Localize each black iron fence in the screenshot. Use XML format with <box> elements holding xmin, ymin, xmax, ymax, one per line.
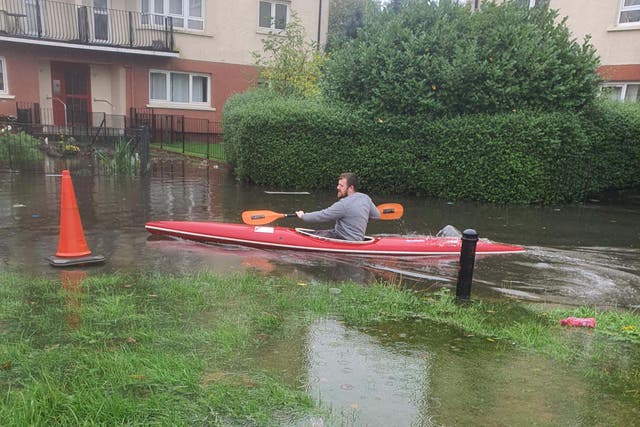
<box><xmin>0</xmin><ymin>0</ymin><xmax>174</xmax><ymax>51</ymax></box>
<box><xmin>130</xmin><ymin>108</ymin><xmax>224</xmax><ymax>160</ymax></box>
<box><xmin>14</xmin><ymin>102</ymin><xmax>127</xmax><ymax>143</ymax></box>
<box><xmin>1</xmin><ymin>103</ymin><xmax>224</xmax><ymax>168</ymax></box>
<box><xmin>0</xmin><ymin>117</ymin><xmax>150</xmax><ymax>174</ymax></box>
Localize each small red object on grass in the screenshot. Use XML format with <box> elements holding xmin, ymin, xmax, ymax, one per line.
<box><xmin>560</xmin><ymin>317</ymin><xmax>596</xmax><ymax>328</ymax></box>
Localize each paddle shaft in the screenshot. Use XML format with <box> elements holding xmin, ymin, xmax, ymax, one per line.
<box><xmin>242</xmin><ymin>203</ymin><xmax>403</xmax><ymax>225</ymax></box>
<box><xmin>250</xmin><ymin>212</ymin><xmax>295</xmax><ymax>222</ymax></box>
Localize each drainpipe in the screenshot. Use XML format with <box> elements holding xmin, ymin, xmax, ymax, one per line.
<box><xmin>317</xmin><ymin>0</ymin><xmax>322</xmax><ymax>49</ymax></box>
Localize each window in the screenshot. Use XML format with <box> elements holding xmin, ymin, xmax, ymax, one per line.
<box><xmin>0</xmin><ymin>57</ymin><xmax>7</xmax><ymax>94</ymax></box>
<box><xmin>141</xmin><ymin>0</ymin><xmax>204</xmax><ymax>30</ymax></box>
<box><xmin>600</xmin><ymin>83</ymin><xmax>640</xmax><ymax>102</ymax></box>
<box><xmin>149</xmin><ymin>70</ymin><xmax>210</xmax><ymax>105</ymax></box>
<box><xmin>514</xmin><ymin>0</ymin><xmax>549</xmax><ymax>7</ymax></box>
<box><xmin>619</xmin><ymin>0</ymin><xmax>640</xmax><ymax>25</ymax></box>
<box><xmin>259</xmin><ymin>1</ymin><xmax>289</xmax><ymax>31</ymax></box>
<box><xmin>94</xmin><ymin>0</ymin><xmax>109</xmax><ymax>41</ymax></box>
<box><xmin>25</xmin><ymin>0</ymin><xmax>45</xmax><ymax>36</ymax></box>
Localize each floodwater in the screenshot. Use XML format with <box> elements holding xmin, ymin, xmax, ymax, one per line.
<box><xmin>1</xmin><ymin>158</ymin><xmax>640</xmax><ymax>425</ymax></box>
<box><xmin>2</xmin><ymin>157</ymin><xmax>639</xmax><ymax>308</ymax></box>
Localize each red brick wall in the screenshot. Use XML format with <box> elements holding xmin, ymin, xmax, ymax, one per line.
<box><xmin>129</xmin><ymin>58</ymin><xmax>258</xmax><ymax>122</ymax></box>
<box><xmin>0</xmin><ymin>42</ymin><xmax>258</xmax><ymax>121</ymax></box>
<box><xmin>0</xmin><ymin>48</ymin><xmax>41</xmax><ymax>116</ymax></box>
<box><xmin>598</xmin><ymin>64</ymin><xmax>640</xmax><ymax>82</ymax></box>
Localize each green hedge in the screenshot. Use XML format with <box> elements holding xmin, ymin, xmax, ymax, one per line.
<box><xmin>223</xmin><ymin>91</ymin><xmax>640</xmax><ymax>204</ymax></box>
<box><xmin>582</xmin><ymin>100</ymin><xmax>640</xmax><ymax>192</ymax></box>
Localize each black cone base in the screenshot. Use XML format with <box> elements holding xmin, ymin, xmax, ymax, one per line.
<box><xmin>47</xmin><ymin>254</ymin><xmax>106</xmax><ymax>267</ymax></box>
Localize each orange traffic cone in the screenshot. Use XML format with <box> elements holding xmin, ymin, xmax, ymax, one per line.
<box><xmin>47</xmin><ymin>170</ymin><xmax>105</xmax><ymax>267</ymax></box>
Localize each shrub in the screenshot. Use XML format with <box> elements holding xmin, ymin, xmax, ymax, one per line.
<box><xmin>0</xmin><ymin>129</ymin><xmax>42</xmax><ymax>168</ymax></box>
<box><xmin>224</xmin><ymin>88</ymin><xmax>640</xmax><ymax>203</ymax></box>
<box><xmin>223</xmin><ymin>89</ymin><xmax>365</xmax><ymax>188</ymax></box>
<box><xmin>322</xmin><ymin>0</ymin><xmax>601</xmax><ymax>119</ymax></box>
<box><xmin>581</xmin><ymin>100</ymin><xmax>640</xmax><ymax>193</ymax></box>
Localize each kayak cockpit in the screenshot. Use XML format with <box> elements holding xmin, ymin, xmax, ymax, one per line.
<box><xmin>295</xmin><ymin>228</ymin><xmax>376</xmax><ymax>244</ymax></box>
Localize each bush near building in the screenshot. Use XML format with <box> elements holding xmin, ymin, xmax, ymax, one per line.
<box><xmin>223</xmin><ymin>1</ymin><xmax>639</xmax><ymax>203</ymax></box>
<box><xmin>223</xmin><ymin>92</ymin><xmax>640</xmax><ymax>204</ymax></box>
<box><xmin>322</xmin><ymin>1</ymin><xmax>601</xmax><ymax>119</ymax></box>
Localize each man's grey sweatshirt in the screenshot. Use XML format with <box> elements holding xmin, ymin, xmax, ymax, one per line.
<box><xmin>301</xmin><ymin>192</ymin><xmax>380</xmax><ymax>240</ymax></box>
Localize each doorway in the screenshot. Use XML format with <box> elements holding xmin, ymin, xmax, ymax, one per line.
<box><xmin>51</xmin><ymin>62</ymin><xmax>92</xmax><ymax>127</ymax></box>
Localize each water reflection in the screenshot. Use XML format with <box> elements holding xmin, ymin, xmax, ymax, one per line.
<box><xmin>60</xmin><ymin>269</ymin><xmax>86</xmax><ymax>330</ymax></box>
<box><xmin>305</xmin><ymin>319</ymin><xmax>429</xmax><ymax>426</ymax></box>
<box><xmin>295</xmin><ymin>317</ymin><xmax>639</xmax><ymax>426</ymax></box>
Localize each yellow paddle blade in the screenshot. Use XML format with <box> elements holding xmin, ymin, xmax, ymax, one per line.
<box><xmin>377</xmin><ymin>203</ymin><xmax>404</xmax><ymax>220</ymax></box>
<box><xmin>242</xmin><ymin>210</ymin><xmax>288</xmax><ymax>225</ymax></box>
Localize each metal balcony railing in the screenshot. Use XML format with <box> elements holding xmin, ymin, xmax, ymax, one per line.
<box><xmin>0</xmin><ymin>0</ymin><xmax>174</xmax><ymax>52</ymax></box>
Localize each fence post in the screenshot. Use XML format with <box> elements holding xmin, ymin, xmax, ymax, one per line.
<box><xmin>206</xmin><ymin>127</ymin><xmax>211</xmax><ymax>160</ymax></box>
<box><xmin>181</xmin><ymin>115</ymin><xmax>185</xmax><ymax>154</ymax></box>
<box><xmin>456</xmin><ymin>229</ymin><xmax>479</xmax><ymax>300</ymax></box>
<box><xmin>7</xmin><ymin>130</ymin><xmax>13</xmax><ymax>169</ymax></box>
<box><xmin>34</xmin><ymin>103</ymin><xmax>41</xmax><ymax>125</ymax></box>
<box><xmin>139</xmin><ymin>125</ymin><xmax>150</xmax><ymax>175</ymax></box>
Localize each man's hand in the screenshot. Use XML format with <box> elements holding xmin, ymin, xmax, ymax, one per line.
<box><xmin>295</xmin><ymin>211</ymin><xmax>304</xmax><ymax>218</ymax></box>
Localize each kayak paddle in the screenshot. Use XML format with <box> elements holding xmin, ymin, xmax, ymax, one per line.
<box><xmin>242</xmin><ymin>210</ymin><xmax>297</xmax><ymax>225</ymax></box>
<box><xmin>377</xmin><ymin>203</ymin><xmax>404</xmax><ymax>219</ymax></box>
<box><xmin>242</xmin><ymin>203</ymin><xmax>404</xmax><ymax>225</ymax></box>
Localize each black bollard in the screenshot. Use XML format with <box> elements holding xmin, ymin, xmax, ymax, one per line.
<box><xmin>456</xmin><ymin>229</ymin><xmax>479</xmax><ymax>300</ymax></box>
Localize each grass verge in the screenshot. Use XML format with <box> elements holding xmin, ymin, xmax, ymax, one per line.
<box><xmin>0</xmin><ymin>272</ymin><xmax>638</xmax><ymax>425</ymax></box>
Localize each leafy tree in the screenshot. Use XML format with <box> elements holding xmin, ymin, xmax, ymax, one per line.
<box><xmin>322</xmin><ymin>0</ymin><xmax>601</xmax><ymax>118</ymax></box>
<box><xmin>252</xmin><ymin>14</ymin><xmax>326</xmax><ymax>98</ymax></box>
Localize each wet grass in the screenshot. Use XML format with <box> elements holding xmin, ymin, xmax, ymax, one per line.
<box><xmin>0</xmin><ymin>272</ymin><xmax>639</xmax><ymax>425</ymax></box>
<box><xmin>151</xmin><ymin>141</ymin><xmax>225</xmax><ymax>161</ymax></box>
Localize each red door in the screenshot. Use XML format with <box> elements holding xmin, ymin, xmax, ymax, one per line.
<box><xmin>51</xmin><ymin>63</ymin><xmax>91</xmax><ymax>126</ymax></box>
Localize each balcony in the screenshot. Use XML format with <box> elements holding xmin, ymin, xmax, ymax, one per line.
<box><xmin>0</xmin><ymin>0</ymin><xmax>176</xmax><ymax>56</ymax></box>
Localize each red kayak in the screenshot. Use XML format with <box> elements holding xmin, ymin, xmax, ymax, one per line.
<box><xmin>145</xmin><ymin>221</ymin><xmax>525</xmax><ymax>256</ymax></box>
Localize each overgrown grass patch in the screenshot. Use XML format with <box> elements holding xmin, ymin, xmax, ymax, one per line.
<box><xmin>1</xmin><ymin>272</ymin><xmax>638</xmax><ymax>424</ymax></box>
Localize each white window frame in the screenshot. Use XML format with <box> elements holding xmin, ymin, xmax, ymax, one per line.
<box><xmin>258</xmin><ymin>1</ymin><xmax>290</xmax><ymax>32</ymax></box>
<box><xmin>513</xmin><ymin>0</ymin><xmax>541</xmax><ymax>7</ymax></box>
<box><xmin>600</xmin><ymin>82</ymin><xmax>640</xmax><ymax>102</ymax></box>
<box><xmin>149</xmin><ymin>69</ymin><xmax>210</xmax><ymax>107</ymax></box>
<box><xmin>140</xmin><ymin>0</ymin><xmax>204</xmax><ymax>31</ymax></box>
<box><xmin>0</xmin><ymin>56</ymin><xmax>8</xmax><ymax>95</ymax></box>
<box><xmin>618</xmin><ymin>0</ymin><xmax>640</xmax><ymax>25</ymax></box>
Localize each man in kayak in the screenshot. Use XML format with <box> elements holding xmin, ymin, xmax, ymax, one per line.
<box><xmin>295</xmin><ymin>172</ymin><xmax>380</xmax><ymax>241</ymax></box>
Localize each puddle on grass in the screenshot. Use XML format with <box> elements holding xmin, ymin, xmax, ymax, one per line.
<box><xmin>256</xmin><ymin>318</ymin><xmax>640</xmax><ymax>427</ymax></box>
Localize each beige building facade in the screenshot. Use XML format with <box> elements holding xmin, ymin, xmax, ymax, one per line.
<box><xmin>548</xmin><ymin>0</ymin><xmax>640</xmax><ymax>102</ymax></box>
<box><xmin>468</xmin><ymin>0</ymin><xmax>640</xmax><ymax>102</ymax></box>
<box><xmin>0</xmin><ymin>0</ymin><xmax>329</xmax><ymax>126</ymax></box>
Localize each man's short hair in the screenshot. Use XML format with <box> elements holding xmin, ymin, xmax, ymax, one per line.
<box><xmin>340</xmin><ymin>172</ymin><xmax>358</xmax><ymax>191</ymax></box>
